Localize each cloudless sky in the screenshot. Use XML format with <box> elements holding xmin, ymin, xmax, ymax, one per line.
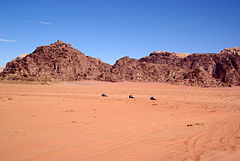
<box><xmin>0</xmin><ymin>0</ymin><xmax>240</xmax><ymax>65</ymax></box>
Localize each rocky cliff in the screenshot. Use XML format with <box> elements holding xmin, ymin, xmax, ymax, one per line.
<box><xmin>108</xmin><ymin>50</ymin><xmax>240</xmax><ymax>87</ymax></box>
<box><xmin>0</xmin><ymin>40</ymin><xmax>111</xmax><ymax>81</ymax></box>
<box><xmin>0</xmin><ymin>41</ymin><xmax>239</xmax><ymax>87</ymax></box>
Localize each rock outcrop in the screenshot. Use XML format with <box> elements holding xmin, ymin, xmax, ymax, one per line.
<box><xmin>0</xmin><ymin>40</ymin><xmax>111</xmax><ymax>81</ymax></box>
<box><xmin>220</xmin><ymin>47</ymin><xmax>240</xmax><ymax>55</ymax></box>
<box><xmin>108</xmin><ymin>50</ymin><xmax>240</xmax><ymax>87</ymax></box>
<box><xmin>0</xmin><ymin>41</ymin><xmax>239</xmax><ymax>87</ymax></box>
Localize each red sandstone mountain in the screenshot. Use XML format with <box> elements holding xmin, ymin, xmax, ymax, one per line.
<box><xmin>0</xmin><ymin>41</ymin><xmax>239</xmax><ymax>87</ymax></box>
<box><xmin>107</xmin><ymin>49</ymin><xmax>240</xmax><ymax>87</ymax></box>
<box><xmin>0</xmin><ymin>41</ymin><xmax>111</xmax><ymax>81</ymax></box>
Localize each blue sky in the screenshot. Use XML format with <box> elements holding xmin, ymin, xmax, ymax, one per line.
<box><xmin>0</xmin><ymin>0</ymin><xmax>240</xmax><ymax>66</ymax></box>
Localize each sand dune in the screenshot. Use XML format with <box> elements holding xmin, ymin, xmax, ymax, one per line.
<box><xmin>0</xmin><ymin>81</ymin><xmax>240</xmax><ymax>161</ymax></box>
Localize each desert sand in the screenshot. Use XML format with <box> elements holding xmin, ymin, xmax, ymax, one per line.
<box><xmin>0</xmin><ymin>81</ymin><xmax>240</xmax><ymax>161</ymax></box>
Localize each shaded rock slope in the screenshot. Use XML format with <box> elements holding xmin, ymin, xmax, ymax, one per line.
<box><xmin>0</xmin><ymin>41</ymin><xmax>239</xmax><ymax>87</ymax></box>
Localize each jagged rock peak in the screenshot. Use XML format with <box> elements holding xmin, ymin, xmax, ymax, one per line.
<box><xmin>32</xmin><ymin>40</ymin><xmax>84</xmax><ymax>56</ymax></box>
<box><xmin>50</xmin><ymin>40</ymin><xmax>72</xmax><ymax>47</ymax></box>
<box><xmin>55</xmin><ymin>40</ymin><xmax>64</xmax><ymax>44</ymax></box>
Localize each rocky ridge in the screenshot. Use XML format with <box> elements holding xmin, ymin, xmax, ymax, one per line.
<box><xmin>0</xmin><ymin>41</ymin><xmax>239</xmax><ymax>87</ymax></box>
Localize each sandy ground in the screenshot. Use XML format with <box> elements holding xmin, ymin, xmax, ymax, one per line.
<box><xmin>0</xmin><ymin>81</ymin><xmax>240</xmax><ymax>161</ymax></box>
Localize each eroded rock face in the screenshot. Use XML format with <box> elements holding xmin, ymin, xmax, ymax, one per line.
<box><xmin>0</xmin><ymin>40</ymin><xmax>111</xmax><ymax>81</ymax></box>
<box><xmin>0</xmin><ymin>41</ymin><xmax>239</xmax><ymax>87</ymax></box>
<box><xmin>220</xmin><ymin>47</ymin><xmax>240</xmax><ymax>55</ymax></box>
<box><xmin>108</xmin><ymin>49</ymin><xmax>240</xmax><ymax>87</ymax></box>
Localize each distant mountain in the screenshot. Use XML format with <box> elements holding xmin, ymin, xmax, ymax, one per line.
<box><xmin>0</xmin><ymin>40</ymin><xmax>239</xmax><ymax>87</ymax></box>
<box><xmin>0</xmin><ymin>66</ymin><xmax>5</xmax><ymax>72</ymax></box>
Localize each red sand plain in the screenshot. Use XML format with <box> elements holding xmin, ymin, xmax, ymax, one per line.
<box><xmin>0</xmin><ymin>81</ymin><xmax>240</xmax><ymax>161</ymax></box>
